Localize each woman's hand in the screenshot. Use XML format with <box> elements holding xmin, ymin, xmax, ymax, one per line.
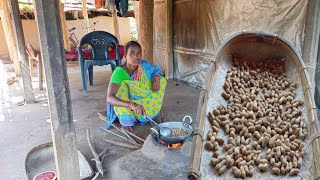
<box><xmin>152</xmin><ymin>75</ymin><xmax>161</xmax><ymax>92</ymax></box>
<box><xmin>131</xmin><ymin>103</ymin><xmax>145</xmax><ymax>116</ymax></box>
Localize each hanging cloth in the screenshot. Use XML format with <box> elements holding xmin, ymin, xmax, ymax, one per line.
<box><xmin>115</xmin><ymin>0</ymin><xmax>120</xmax><ymax>13</ymax></box>
<box><xmin>119</xmin><ymin>0</ymin><xmax>128</xmax><ymax>16</ymax></box>
<box><xmin>106</xmin><ymin>0</ymin><xmax>115</xmax><ymax>12</ymax></box>
<box><xmin>107</xmin><ymin>0</ymin><xmax>128</xmax><ymax>16</ymax></box>
<box><xmin>94</xmin><ymin>0</ymin><xmax>104</xmax><ymax>9</ymax></box>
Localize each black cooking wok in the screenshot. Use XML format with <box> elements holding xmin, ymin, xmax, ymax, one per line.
<box><xmin>150</xmin><ymin>116</ymin><xmax>193</xmax><ymax>144</ymax></box>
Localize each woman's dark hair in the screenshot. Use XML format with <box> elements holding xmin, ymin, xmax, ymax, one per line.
<box><xmin>124</xmin><ymin>41</ymin><xmax>141</xmax><ymax>55</ymax></box>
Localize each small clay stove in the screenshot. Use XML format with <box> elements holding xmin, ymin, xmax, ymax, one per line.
<box><xmin>110</xmin><ymin>135</ymin><xmax>192</xmax><ymax>179</ymax></box>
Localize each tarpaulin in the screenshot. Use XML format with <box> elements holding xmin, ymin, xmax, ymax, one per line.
<box><xmin>154</xmin><ymin>0</ymin><xmax>308</xmax><ymax>86</ymax></box>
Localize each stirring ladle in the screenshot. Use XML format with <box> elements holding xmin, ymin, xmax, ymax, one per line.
<box><xmin>146</xmin><ymin>116</ymin><xmax>172</xmax><ymax>137</ymax></box>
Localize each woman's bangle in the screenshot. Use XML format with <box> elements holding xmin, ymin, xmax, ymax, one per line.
<box><xmin>128</xmin><ymin>102</ymin><xmax>136</xmax><ymax>111</ymax></box>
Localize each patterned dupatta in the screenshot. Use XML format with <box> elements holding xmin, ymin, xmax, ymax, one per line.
<box><xmin>103</xmin><ymin>60</ymin><xmax>165</xmax><ymax>129</ymax></box>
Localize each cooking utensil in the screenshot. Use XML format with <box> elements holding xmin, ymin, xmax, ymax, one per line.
<box><xmin>146</xmin><ymin>116</ymin><xmax>172</xmax><ymax>137</ymax></box>
<box><xmin>150</xmin><ymin>115</ymin><xmax>193</xmax><ymax>144</ymax></box>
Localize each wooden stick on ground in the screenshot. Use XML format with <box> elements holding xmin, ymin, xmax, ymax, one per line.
<box><xmin>120</xmin><ymin>127</ymin><xmax>142</xmax><ymax>144</ymax></box>
<box><xmin>121</xmin><ymin>128</ymin><xmax>146</xmax><ymax>143</ymax></box>
<box><xmin>101</xmin><ymin>128</ymin><xmax>142</xmax><ymax>147</ymax></box>
<box><xmin>103</xmin><ymin>139</ymin><xmax>142</xmax><ymax>150</ymax></box>
<box><xmin>112</xmin><ymin>124</ymin><xmax>139</xmax><ymax>145</ymax></box>
<box><xmin>107</xmin><ymin>123</ymin><xmax>141</xmax><ymax>146</ymax></box>
<box><xmin>98</xmin><ymin>112</ymin><xmax>108</xmax><ymax>122</ymax></box>
<box><xmin>87</xmin><ymin>129</ymin><xmax>105</xmax><ymax>179</ymax></box>
<box><xmin>98</xmin><ymin>112</ymin><xmax>143</xmax><ymax>145</ymax></box>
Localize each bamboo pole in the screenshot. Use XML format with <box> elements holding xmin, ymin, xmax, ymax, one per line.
<box><xmin>0</xmin><ymin>0</ymin><xmax>21</xmax><ymax>76</ymax></box>
<box><xmin>81</xmin><ymin>0</ymin><xmax>90</xmax><ymax>33</ymax></box>
<box><xmin>188</xmin><ymin>88</ymin><xmax>208</xmax><ymax>180</ymax></box>
<box><xmin>59</xmin><ymin>1</ymin><xmax>70</xmax><ymax>51</ymax></box>
<box><xmin>112</xmin><ymin>5</ymin><xmax>120</xmax><ymax>41</ymax></box>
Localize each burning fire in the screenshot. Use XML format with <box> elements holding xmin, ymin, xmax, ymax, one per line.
<box><xmin>168</xmin><ymin>143</ymin><xmax>183</xmax><ymax>148</ymax></box>
<box><xmin>159</xmin><ymin>141</ymin><xmax>183</xmax><ymax>148</ymax></box>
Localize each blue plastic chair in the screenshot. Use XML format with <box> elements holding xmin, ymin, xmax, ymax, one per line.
<box><xmin>77</xmin><ymin>31</ymin><xmax>121</xmax><ymax>92</ymax></box>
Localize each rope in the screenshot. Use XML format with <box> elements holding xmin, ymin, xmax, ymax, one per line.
<box><xmin>193</xmin><ymin>128</ymin><xmax>204</xmax><ymax>141</ymax></box>
<box><xmin>311</xmin><ymin>133</ymin><xmax>320</xmax><ymax>143</ymax></box>
<box><xmin>200</xmin><ymin>88</ymin><xmax>208</xmax><ymax>95</ymax></box>
<box><xmin>187</xmin><ymin>167</ymin><xmax>200</xmax><ymax>179</ymax></box>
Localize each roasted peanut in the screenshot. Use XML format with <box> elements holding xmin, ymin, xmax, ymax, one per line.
<box><xmin>205</xmin><ymin>141</ymin><xmax>214</xmax><ymax>150</ymax></box>
<box><xmin>240</xmin><ymin>166</ymin><xmax>246</xmax><ymax>178</ymax></box>
<box><xmin>215</xmin><ymin>137</ymin><xmax>224</xmax><ymax>146</ymax></box>
<box><xmin>218</xmin><ymin>165</ymin><xmax>226</xmax><ymax>175</ymax></box>
<box><xmin>212</xmin><ymin>126</ymin><xmax>219</xmax><ymax>132</ymax></box>
<box><xmin>258</xmin><ymin>163</ymin><xmax>268</xmax><ymax>172</ymax></box>
<box><xmin>213</xmin><ymin>151</ymin><xmax>219</xmax><ymax>158</ymax></box>
<box><xmin>259</xmin><ymin>159</ymin><xmax>268</xmax><ymax>165</ymax></box>
<box><xmin>209</xmin><ymin>136</ymin><xmax>216</xmax><ymax>144</ymax></box>
<box><xmin>211</xmin><ymin>158</ymin><xmax>221</xmax><ymax>166</ymax></box>
<box><xmin>212</xmin><ymin>109</ymin><xmax>220</xmax><ymax>116</ymax></box>
<box><xmin>212</xmin><ymin>120</ymin><xmax>220</xmax><ymax>129</ymax></box>
<box><xmin>272</xmin><ymin>167</ymin><xmax>281</xmax><ymax>175</ymax></box>
<box><xmin>289</xmin><ymin>168</ymin><xmax>300</xmax><ymax>176</ymax></box>
<box><xmin>233</xmin><ymin>167</ymin><xmax>241</xmax><ymax>178</ymax></box>
<box><xmin>215</xmin><ymin>159</ymin><xmax>226</xmax><ymax>170</ymax></box>
<box><xmin>207</xmin><ymin>60</ymin><xmax>306</xmax><ymax>178</ymax></box>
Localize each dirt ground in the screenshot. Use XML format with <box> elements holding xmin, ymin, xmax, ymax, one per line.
<box><xmin>0</xmin><ymin>56</ymin><xmax>200</xmax><ymax>180</ymax></box>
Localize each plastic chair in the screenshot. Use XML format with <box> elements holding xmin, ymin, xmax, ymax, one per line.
<box><xmin>77</xmin><ymin>31</ymin><xmax>121</xmax><ymax>92</ymax></box>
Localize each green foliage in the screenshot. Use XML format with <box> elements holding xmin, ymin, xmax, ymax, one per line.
<box><xmin>20</xmin><ymin>4</ymin><xmax>33</xmax><ymax>13</ymax></box>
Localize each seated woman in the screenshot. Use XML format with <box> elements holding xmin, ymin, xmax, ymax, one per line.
<box><xmin>104</xmin><ymin>41</ymin><xmax>167</xmax><ymax>132</ymax></box>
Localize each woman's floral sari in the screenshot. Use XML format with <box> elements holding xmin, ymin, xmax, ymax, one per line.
<box><xmin>103</xmin><ymin>60</ymin><xmax>167</xmax><ymax>129</ymax></box>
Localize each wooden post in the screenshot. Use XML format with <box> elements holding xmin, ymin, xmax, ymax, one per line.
<box><xmin>59</xmin><ymin>1</ymin><xmax>70</xmax><ymax>51</ymax></box>
<box><xmin>165</xmin><ymin>0</ymin><xmax>173</xmax><ymax>78</ymax></box>
<box><xmin>137</xmin><ymin>0</ymin><xmax>153</xmax><ymax>62</ymax></box>
<box><xmin>112</xmin><ymin>5</ymin><xmax>120</xmax><ymax>41</ymax></box>
<box><xmin>302</xmin><ymin>0</ymin><xmax>320</xmax><ymax>96</ymax></box>
<box><xmin>0</xmin><ymin>0</ymin><xmax>21</xmax><ymax>76</ymax></box>
<box><xmin>8</xmin><ymin>0</ymin><xmax>34</xmax><ymax>103</ymax></box>
<box><xmin>33</xmin><ymin>0</ymin><xmax>80</xmax><ymax>179</ymax></box>
<box><xmin>81</xmin><ymin>0</ymin><xmax>91</xmax><ymax>33</ymax></box>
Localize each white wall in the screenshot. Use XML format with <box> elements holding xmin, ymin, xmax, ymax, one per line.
<box><xmin>0</xmin><ymin>16</ymin><xmax>132</xmax><ymax>56</ymax></box>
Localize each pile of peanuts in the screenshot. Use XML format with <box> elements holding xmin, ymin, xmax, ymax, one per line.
<box><xmin>205</xmin><ymin>58</ymin><xmax>307</xmax><ymax>178</ymax></box>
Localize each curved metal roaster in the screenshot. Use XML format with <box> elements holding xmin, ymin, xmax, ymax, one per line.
<box><xmin>150</xmin><ymin>115</ymin><xmax>194</xmax><ymax>144</ymax></box>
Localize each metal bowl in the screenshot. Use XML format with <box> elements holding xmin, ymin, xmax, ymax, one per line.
<box><xmin>150</xmin><ymin>116</ymin><xmax>193</xmax><ymax>144</ymax></box>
